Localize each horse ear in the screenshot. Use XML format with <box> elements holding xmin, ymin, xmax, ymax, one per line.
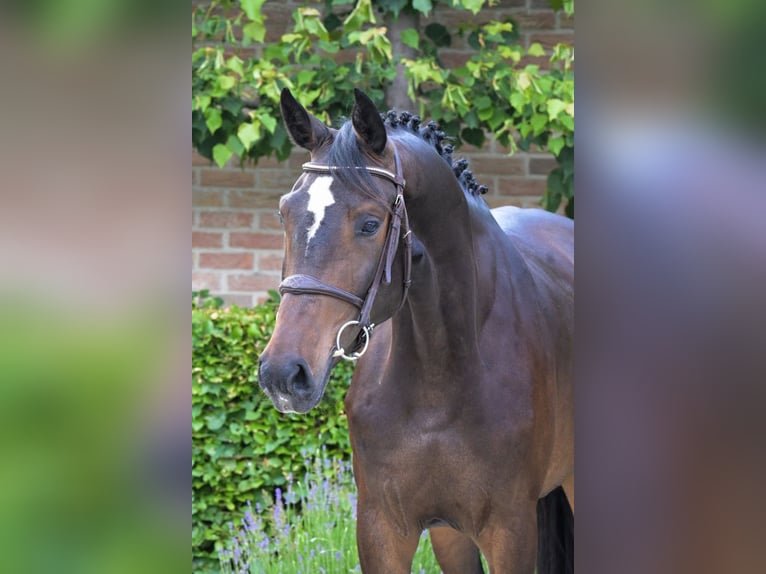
<box><xmin>280</xmin><ymin>88</ymin><xmax>329</xmax><ymax>151</ymax></box>
<box><xmin>352</xmin><ymin>88</ymin><xmax>387</xmax><ymax>155</ymax></box>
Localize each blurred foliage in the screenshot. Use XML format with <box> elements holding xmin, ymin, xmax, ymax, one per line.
<box><xmin>5</xmin><ymin>0</ymin><xmax>176</xmax><ymax>48</ymax></box>
<box><xmin>0</xmin><ymin>301</ymin><xmax>185</xmax><ymax>574</ymax></box>
<box><xmin>192</xmin><ymin>0</ymin><xmax>574</xmax><ymax>217</ymax></box>
<box><xmin>192</xmin><ymin>291</ymin><xmax>354</xmax><ymax>573</ymax></box>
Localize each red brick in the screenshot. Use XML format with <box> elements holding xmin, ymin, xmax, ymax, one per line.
<box><xmin>287</xmin><ymin>151</ymin><xmax>310</xmax><ymax>170</ymax></box>
<box><xmin>228</xmin><ymin>273</ymin><xmax>281</xmax><ymax>292</ymax></box>
<box><xmin>455</xmin><ymin>141</ymin><xmax>483</xmax><ymax>154</ymax></box>
<box><xmin>254</xmin><ymin>155</ymin><xmax>287</xmax><ymax>169</ymax></box>
<box><xmin>199</xmin><ymin>252</ymin><xmax>254</xmax><ymax>270</ymax></box>
<box><xmin>466</xmin><ymin>156</ymin><xmax>526</xmax><ymax>177</ymax></box>
<box><xmin>527</xmin><ymin>31</ymin><xmax>574</xmax><ymax>50</ymax></box>
<box><xmin>192</xmin><ymin>231</ymin><xmax>224</xmax><ymax>248</ymax></box>
<box><xmin>257</xmin><ymin>211</ymin><xmax>283</xmax><ymax>231</ymax></box>
<box><xmin>333</xmin><ymin>48</ymin><xmax>360</xmax><ymax>66</ymax></box>
<box><xmin>229</xmin><ymin>190</ymin><xmax>281</xmax><ymax>209</ymax></box>
<box><xmin>261</xmin><ymin>4</ymin><xmax>294</xmax><ymax>43</ymax></box>
<box><xmin>258</xmin><ymin>253</ymin><xmax>284</xmax><ymax>271</ymax></box>
<box><xmin>192</xmin><ymin>150</ymin><xmax>211</xmax><ymax>166</ymax></box>
<box><xmin>193</xmin><ymin>189</ymin><xmax>224</xmax><ymax>207</ymax></box>
<box><xmin>192</xmin><ymin>272</ymin><xmax>221</xmax><ymax>291</ymax></box>
<box><xmin>438</xmin><ymin>50</ymin><xmax>472</xmax><ymax>69</ymax></box>
<box><xmin>529</xmin><ymin>156</ymin><xmax>558</xmax><ymax>175</ymax></box>
<box><xmin>230</xmin><ymin>232</ymin><xmax>284</xmax><ymax>250</ymax></box>
<box><xmin>257</xmin><ymin>169</ymin><xmax>302</xmax><ymax>191</ymax></box>
<box><xmin>512</xmin><ymin>11</ymin><xmax>556</xmax><ymax>31</ymax></box>
<box><xmin>200</xmin><ymin>168</ymin><xmax>255</xmax><ymax>188</ymax></box>
<box><xmin>427</xmin><ymin>4</ymin><xmax>521</xmax><ymax>30</ymax></box>
<box><xmin>518</xmin><ymin>55</ymin><xmax>551</xmax><ymax>69</ymax></box>
<box><xmin>199</xmin><ymin>211</ymin><xmax>253</xmax><ymax>228</ymax></box>
<box><xmin>558</xmin><ymin>12</ymin><xmax>574</xmax><ymax>30</ymax></box>
<box><xmin>497</xmin><ymin>177</ymin><xmax>547</xmax><ymax>197</ymax></box>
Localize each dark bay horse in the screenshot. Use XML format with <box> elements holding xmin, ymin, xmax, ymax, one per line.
<box><xmin>258</xmin><ymin>88</ymin><xmax>574</xmax><ymax>573</ymax></box>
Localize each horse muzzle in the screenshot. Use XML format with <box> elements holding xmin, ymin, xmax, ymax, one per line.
<box><xmin>257</xmin><ymin>353</ymin><xmax>323</xmax><ymax>414</ymax></box>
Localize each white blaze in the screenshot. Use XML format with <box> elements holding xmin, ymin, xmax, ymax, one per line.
<box><xmin>305</xmin><ymin>175</ymin><xmax>335</xmax><ymax>248</ymax></box>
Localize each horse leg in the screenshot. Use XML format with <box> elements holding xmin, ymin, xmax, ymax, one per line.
<box><xmin>562</xmin><ymin>473</ymin><xmax>574</xmax><ymax>512</ymax></box>
<box><xmin>476</xmin><ymin>507</ymin><xmax>538</xmax><ymax>574</ymax></box>
<box><xmin>430</xmin><ymin>526</ymin><xmax>484</xmax><ymax>574</ymax></box>
<box><xmin>355</xmin><ymin>505</ymin><xmax>420</xmax><ymax>574</ymax></box>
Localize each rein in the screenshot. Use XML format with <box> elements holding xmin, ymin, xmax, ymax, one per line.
<box><xmin>278</xmin><ymin>145</ymin><xmax>412</xmax><ymax>361</ymax></box>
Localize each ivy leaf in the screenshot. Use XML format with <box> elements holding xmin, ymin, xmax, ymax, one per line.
<box><xmin>412</xmin><ymin>0</ymin><xmax>433</xmax><ymax>16</ymax></box>
<box><xmin>212</xmin><ymin>143</ymin><xmax>233</xmax><ymax>168</ymax></box>
<box><xmin>400</xmin><ymin>28</ymin><xmax>419</xmax><ymax>50</ymax></box>
<box><xmin>565</xmin><ymin>196</ymin><xmax>574</xmax><ymax>219</ymax></box>
<box><xmin>217</xmin><ymin>75</ymin><xmax>236</xmax><ymax>91</ymax></box>
<box><xmin>375</xmin><ymin>0</ymin><xmax>408</xmax><ymax>17</ymax></box>
<box><xmin>226</xmin><ymin>134</ymin><xmax>245</xmax><ymax>157</ymax></box>
<box><xmin>530</xmin><ymin>113</ymin><xmax>547</xmax><ymax>134</ymax></box>
<box><xmin>238</xmin><ymin>123</ymin><xmax>260</xmax><ymax>151</ymax></box>
<box><xmin>205</xmin><ymin>108</ymin><xmax>222</xmax><ymax>134</ymax></box>
<box><xmin>243</xmin><ymin>21</ymin><xmax>265</xmax><ymax>43</ymax></box>
<box><xmin>548</xmin><ymin>134</ymin><xmax>566</xmax><ymax>157</ymax></box>
<box><xmin>459</xmin><ymin>0</ymin><xmax>485</xmax><ymax>15</ymax></box>
<box><xmin>510</xmin><ymin>92</ymin><xmax>526</xmax><ymax>111</ymax></box>
<box><xmin>260</xmin><ymin>114</ymin><xmax>277</xmax><ymax>134</ymax></box>
<box><xmin>241</xmin><ymin>0</ymin><xmax>266</xmax><ymax>20</ymax></box>
<box><xmin>528</xmin><ymin>42</ymin><xmax>546</xmax><ymax>57</ymax></box>
<box><xmin>425</xmin><ymin>23</ymin><xmax>451</xmax><ymax>47</ymax></box>
<box><xmin>461</xmin><ymin>127</ymin><xmax>485</xmax><ymax>148</ymax></box>
<box><xmin>344</xmin><ymin>0</ymin><xmax>375</xmax><ymax>29</ymax></box>
<box><xmin>546</xmin><ymin>98</ymin><xmax>568</xmax><ymax>121</ymax></box>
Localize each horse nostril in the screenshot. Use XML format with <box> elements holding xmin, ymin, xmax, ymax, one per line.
<box><xmin>286</xmin><ymin>360</ymin><xmax>312</xmax><ymax>397</ymax></box>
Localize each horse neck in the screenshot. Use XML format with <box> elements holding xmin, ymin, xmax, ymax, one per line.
<box><xmin>390</xmin><ymin>146</ymin><xmax>502</xmax><ymax>372</ymax></box>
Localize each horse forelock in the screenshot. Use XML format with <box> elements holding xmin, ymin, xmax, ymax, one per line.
<box><xmin>326</xmin><ymin>123</ymin><xmax>392</xmax><ymax>210</ymax></box>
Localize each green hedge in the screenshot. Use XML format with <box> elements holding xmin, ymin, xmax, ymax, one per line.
<box><xmin>192</xmin><ymin>291</ymin><xmax>354</xmax><ymax>573</ymax></box>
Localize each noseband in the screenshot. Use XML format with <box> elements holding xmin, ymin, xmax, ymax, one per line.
<box><xmin>278</xmin><ymin>145</ymin><xmax>412</xmax><ymax>361</ymax></box>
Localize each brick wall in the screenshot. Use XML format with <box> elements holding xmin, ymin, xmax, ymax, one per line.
<box><xmin>192</xmin><ymin>0</ymin><xmax>574</xmax><ymax>306</ymax></box>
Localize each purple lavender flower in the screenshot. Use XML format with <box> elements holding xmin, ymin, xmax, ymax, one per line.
<box><xmin>243</xmin><ymin>510</ymin><xmax>256</xmax><ymax>532</ymax></box>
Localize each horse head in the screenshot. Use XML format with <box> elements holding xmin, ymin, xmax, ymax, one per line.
<box><xmin>258</xmin><ymin>88</ymin><xmax>410</xmax><ymax>413</ymax></box>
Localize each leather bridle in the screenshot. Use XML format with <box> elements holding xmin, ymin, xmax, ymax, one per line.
<box><xmin>278</xmin><ymin>145</ymin><xmax>412</xmax><ymax>361</ymax></box>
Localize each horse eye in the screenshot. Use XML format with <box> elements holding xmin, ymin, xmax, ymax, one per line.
<box><xmin>360</xmin><ymin>220</ymin><xmax>380</xmax><ymax>236</ymax></box>
<box><xmin>276</xmin><ymin>211</ymin><xmax>284</xmax><ymax>226</ymax></box>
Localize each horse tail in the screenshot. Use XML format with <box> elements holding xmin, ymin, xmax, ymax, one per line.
<box><xmin>536</xmin><ymin>486</ymin><xmax>574</xmax><ymax>574</ymax></box>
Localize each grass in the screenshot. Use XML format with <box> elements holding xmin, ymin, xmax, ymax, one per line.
<box><xmin>218</xmin><ymin>452</ymin><xmax>445</xmax><ymax>574</ymax></box>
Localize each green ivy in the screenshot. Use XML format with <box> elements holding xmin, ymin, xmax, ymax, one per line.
<box><xmin>192</xmin><ymin>291</ymin><xmax>354</xmax><ymax>573</ymax></box>
<box><xmin>192</xmin><ymin>0</ymin><xmax>574</xmax><ymax>217</ymax></box>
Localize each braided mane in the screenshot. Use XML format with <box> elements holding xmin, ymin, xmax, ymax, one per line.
<box><xmin>381</xmin><ymin>110</ymin><xmax>489</xmax><ymax>197</ymax></box>
<box><xmin>325</xmin><ymin>109</ymin><xmax>489</xmax><ymax>207</ymax></box>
